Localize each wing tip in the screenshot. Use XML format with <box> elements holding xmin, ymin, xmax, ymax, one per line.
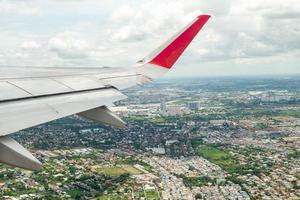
<box><xmin>136</xmin><ymin>14</ymin><xmax>211</xmax><ymax>80</ymax></box>
<box><xmin>148</xmin><ymin>14</ymin><xmax>211</xmax><ymax>69</ymax></box>
<box><xmin>198</xmin><ymin>14</ymin><xmax>211</xmax><ymax>19</ymax></box>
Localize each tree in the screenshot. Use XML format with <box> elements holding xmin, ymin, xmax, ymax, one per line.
<box><xmin>195</xmin><ymin>193</ymin><xmax>203</xmax><ymax>199</ymax></box>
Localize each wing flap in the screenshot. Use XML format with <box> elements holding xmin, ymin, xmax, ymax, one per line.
<box><xmin>0</xmin><ymin>136</ymin><xmax>42</xmax><ymax>170</ymax></box>
<box><xmin>78</xmin><ymin>106</ymin><xmax>126</xmax><ymax>128</ymax></box>
<box><xmin>0</xmin><ymin>88</ymin><xmax>127</xmax><ymax>136</ymax></box>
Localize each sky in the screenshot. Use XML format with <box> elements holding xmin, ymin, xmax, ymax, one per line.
<box><xmin>0</xmin><ymin>0</ymin><xmax>299</xmax><ymax>77</ymax></box>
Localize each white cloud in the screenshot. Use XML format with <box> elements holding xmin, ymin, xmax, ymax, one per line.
<box><xmin>21</xmin><ymin>41</ymin><xmax>41</xmax><ymax>50</ymax></box>
<box><xmin>198</xmin><ymin>0</ymin><xmax>232</xmax><ymax>16</ymax></box>
<box><xmin>0</xmin><ymin>0</ymin><xmax>40</xmax><ymax>15</ymax></box>
<box><xmin>0</xmin><ymin>0</ymin><xmax>299</xmax><ymax>76</ymax></box>
<box><xmin>49</xmin><ymin>31</ymin><xmax>90</xmax><ymax>59</ymax></box>
<box><xmin>15</xmin><ymin>52</ymin><xmax>28</xmax><ymax>58</ymax></box>
<box><xmin>111</xmin><ymin>1</ymin><xmax>198</xmax><ymax>42</ymax></box>
<box><xmin>111</xmin><ymin>6</ymin><xmax>135</xmax><ymax>22</ymax></box>
<box><xmin>108</xmin><ymin>0</ymin><xmax>300</xmax><ymax>68</ymax></box>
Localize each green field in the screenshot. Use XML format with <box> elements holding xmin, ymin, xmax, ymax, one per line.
<box><xmin>196</xmin><ymin>144</ymin><xmax>269</xmax><ymax>175</ymax></box>
<box><xmin>98</xmin><ymin>165</ymin><xmax>142</xmax><ymax>176</ymax></box>
<box><xmin>182</xmin><ymin>175</ymin><xmax>217</xmax><ymax>187</ymax></box>
<box><xmin>122</xmin><ymin>165</ymin><xmax>142</xmax><ymax>174</ymax></box>
<box><xmin>67</xmin><ymin>189</ymin><xmax>83</xmax><ymax>199</ymax></box>
<box><xmin>146</xmin><ymin>190</ymin><xmax>160</xmax><ymax>200</ymax></box>
<box><xmin>196</xmin><ymin>145</ymin><xmax>237</xmax><ymax>171</ymax></box>
<box><xmin>98</xmin><ymin>194</ymin><xmax>130</xmax><ymax>200</ymax></box>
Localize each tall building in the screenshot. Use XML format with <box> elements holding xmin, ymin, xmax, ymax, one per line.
<box><xmin>187</xmin><ymin>101</ymin><xmax>200</xmax><ymax>111</ymax></box>
<box><xmin>160</xmin><ymin>98</ymin><xmax>167</xmax><ymax>113</ymax></box>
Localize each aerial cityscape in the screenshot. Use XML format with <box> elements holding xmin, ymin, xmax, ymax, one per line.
<box><xmin>0</xmin><ymin>76</ymin><xmax>299</xmax><ymax>199</ymax></box>
<box><xmin>0</xmin><ymin>0</ymin><xmax>299</xmax><ymax>199</ymax></box>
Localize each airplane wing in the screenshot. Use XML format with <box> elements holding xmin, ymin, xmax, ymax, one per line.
<box><xmin>0</xmin><ymin>15</ymin><xmax>210</xmax><ymax>170</ymax></box>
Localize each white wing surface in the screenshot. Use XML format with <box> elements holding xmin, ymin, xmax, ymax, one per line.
<box><xmin>0</xmin><ymin>15</ymin><xmax>210</xmax><ymax>170</ymax></box>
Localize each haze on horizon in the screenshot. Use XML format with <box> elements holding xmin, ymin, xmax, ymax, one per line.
<box><xmin>0</xmin><ymin>0</ymin><xmax>299</xmax><ymax>77</ymax></box>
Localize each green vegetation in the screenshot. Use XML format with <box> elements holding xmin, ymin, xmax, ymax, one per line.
<box><xmin>196</xmin><ymin>144</ymin><xmax>237</xmax><ymax>170</ymax></box>
<box><xmin>182</xmin><ymin>107</ymin><xmax>300</xmax><ymax>121</ymax></box>
<box><xmin>195</xmin><ymin>193</ymin><xmax>203</xmax><ymax>199</ymax></box>
<box><xmin>226</xmin><ymin>175</ymin><xmax>248</xmax><ymax>185</ymax></box>
<box><xmin>99</xmin><ymin>166</ymin><xmax>128</xmax><ymax>176</ymax></box>
<box><xmin>232</xmin><ymin>108</ymin><xmax>300</xmax><ymax>119</ymax></box>
<box><xmin>117</xmin><ymin>157</ymin><xmax>153</xmax><ymax>172</ymax></box>
<box><xmin>149</xmin><ymin>117</ymin><xmax>167</xmax><ymax>123</ymax></box>
<box><xmin>126</xmin><ymin>116</ymin><xmax>149</xmax><ymax>122</ymax></box>
<box><xmin>98</xmin><ymin>165</ymin><xmax>141</xmax><ymax>176</ymax></box>
<box><xmin>138</xmin><ymin>189</ymin><xmax>146</xmax><ymax>198</ymax></box>
<box><xmin>255</xmin><ymin>123</ymin><xmax>268</xmax><ymax>129</ymax></box>
<box><xmin>278</xmin><ymin>110</ymin><xmax>300</xmax><ymax>118</ymax></box>
<box><xmin>191</xmin><ymin>139</ymin><xmax>204</xmax><ymax>148</ymax></box>
<box><xmin>236</xmin><ymin>146</ymin><xmax>267</xmax><ymax>157</ymax></box>
<box><xmin>145</xmin><ymin>190</ymin><xmax>160</xmax><ymax>200</ymax></box>
<box><xmin>181</xmin><ymin>175</ymin><xmax>217</xmax><ymax>187</ymax></box>
<box><xmin>98</xmin><ymin>195</ymin><xmax>110</xmax><ymax>200</ymax></box>
<box><xmin>67</xmin><ymin>189</ymin><xmax>83</xmax><ymax>199</ymax></box>
<box><xmin>195</xmin><ymin>144</ymin><xmax>271</xmax><ymax>176</ymax></box>
<box><xmin>98</xmin><ymin>193</ymin><xmax>130</xmax><ymax>200</ymax></box>
<box><xmin>122</xmin><ymin>165</ymin><xmax>142</xmax><ymax>175</ymax></box>
<box><xmin>287</xmin><ymin>150</ymin><xmax>300</xmax><ymax>159</ymax></box>
<box><xmin>0</xmin><ymin>151</ymin><xmax>134</xmax><ymax>198</ymax></box>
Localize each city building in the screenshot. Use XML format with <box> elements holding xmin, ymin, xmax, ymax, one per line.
<box><xmin>187</xmin><ymin>101</ymin><xmax>200</xmax><ymax>111</ymax></box>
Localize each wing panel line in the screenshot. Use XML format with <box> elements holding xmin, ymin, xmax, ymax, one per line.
<box><xmin>0</xmin><ymin>86</ymin><xmax>114</xmax><ymax>104</ymax></box>
<box><xmin>6</xmin><ymin>81</ymin><xmax>33</xmax><ymax>96</ymax></box>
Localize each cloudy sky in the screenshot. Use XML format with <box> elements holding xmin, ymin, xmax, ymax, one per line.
<box><xmin>0</xmin><ymin>0</ymin><xmax>299</xmax><ymax>77</ymax></box>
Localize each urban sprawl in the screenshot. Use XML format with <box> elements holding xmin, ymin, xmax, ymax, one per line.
<box><xmin>1</xmin><ymin>76</ymin><xmax>300</xmax><ymax>200</ymax></box>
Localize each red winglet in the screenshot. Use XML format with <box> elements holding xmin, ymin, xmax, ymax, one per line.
<box><xmin>149</xmin><ymin>15</ymin><xmax>210</xmax><ymax>69</ymax></box>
